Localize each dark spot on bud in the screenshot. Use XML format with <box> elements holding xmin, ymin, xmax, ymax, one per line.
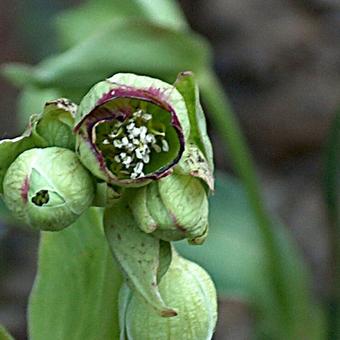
<box><xmin>32</xmin><ymin>190</ymin><xmax>49</xmax><ymax>206</ymax></box>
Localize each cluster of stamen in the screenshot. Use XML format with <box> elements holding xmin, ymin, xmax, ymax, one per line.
<box><xmin>99</xmin><ymin>109</ymin><xmax>169</xmax><ymax>179</ymax></box>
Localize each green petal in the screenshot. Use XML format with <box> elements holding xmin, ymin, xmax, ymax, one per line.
<box><xmin>104</xmin><ymin>203</ymin><xmax>176</xmax><ymax>317</ymax></box>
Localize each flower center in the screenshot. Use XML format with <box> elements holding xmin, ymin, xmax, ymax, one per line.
<box><xmin>32</xmin><ymin>190</ymin><xmax>50</xmax><ymax>206</ymax></box>
<box><xmin>95</xmin><ymin>108</ymin><xmax>170</xmax><ymax>179</ymax></box>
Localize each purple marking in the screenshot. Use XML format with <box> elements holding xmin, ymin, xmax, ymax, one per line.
<box><xmin>21</xmin><ymin>176</ymin><xmax>29</xmax><ymax>203</ymax></box>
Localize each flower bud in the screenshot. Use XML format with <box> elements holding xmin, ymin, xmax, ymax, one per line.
<box><xmin>129</xmin><ymin>173</ymin><xmax>208</xmax><ymax>244</ymax></box>
<box><xmin>120</xmin><ymin>253</ymin><xmax>217</xmax><ymax>340</ymax></box>
<box><xmin>74</xmin><ymin>73</ymin><xmax>190</xmax><ymax>187</ymax></box>
<box><xmin>2</xmin><ymin>147</ymin><xmax>95</xmax><ymax>231</ymax></box>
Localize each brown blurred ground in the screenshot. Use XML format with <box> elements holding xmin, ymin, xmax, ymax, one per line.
<box><xmin>1</xmin><ymin>0</ymin><xmax>340</xmax><ymax>339</ymax></box>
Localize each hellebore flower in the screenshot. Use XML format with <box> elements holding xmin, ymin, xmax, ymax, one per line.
<box><xmin>3</xmin><ymin>147</ymin><xmax>94</xmax><ymax>231</ymax></box>
<box><xmin>119</xmin><ymin>252</ymin><xmax>217</xmax><ymax>340</ymax></box>
<box><xmin>0</xmin><ymin>98</ymin><xmax>94</xmax><ymax>231</ymax></box>
<box><xmin>74</xmin><ymin>73</ymin><xmax>190</xmax><ymax>186</ymax></box>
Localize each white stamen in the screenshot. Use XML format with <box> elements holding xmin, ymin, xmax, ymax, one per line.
<box><xmin>142</xmin><ymin>113</ymin><xmax>152</xmax><ymax>121</ymax></box>
<box><xmin>152</xmin><ymin>144</ymin><xmax>162</xmax><ymax>153</ymax></box>
<box><xmin>132</xmin><ymin>127</ymin><xmax>141</xmax><ymax>137</ymax></box>
<box><xmin>162</xmin><ymin>139</ymin><xmax>169</xmax><ymax>152</ymax></box>
<box><xmin>102</xmin><ymin>139</ymin><xmax>110</xmax><ymax>145</ymax></box>
<box><xmin>122</xmin><ymin>137</ymin><xmax>129</xmax><ymax>145</ymax></box>
<box><xmin>146</xmin><ymin>134</ymin><xmax>156</xmax><ymax>144</ymax></box>
<box><xmin>142</xmin><ymin>153</ymin><xmax>150</xmax><ymax>163</ymax></box>
<box><xmin>140</xmin><ymin>126</ymin><xmax>147</xmax><ymax>140</ymax></box>
<box><xmin>135</xmin><ymin>162</ymin><xmax>144</xmax><ymax>174</ymax></box>
<box><xmin>113</xmin><ymin>140</ymin><xmax>122</xmax><ymax>148</ymax></box>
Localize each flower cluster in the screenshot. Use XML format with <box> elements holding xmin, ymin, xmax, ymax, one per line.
<box><xmin>0</xmin><ymin>72</ymin><xmax>216</xmax><ymax>339</ymax></box>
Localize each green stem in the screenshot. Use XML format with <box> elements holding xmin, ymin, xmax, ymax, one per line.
<box><xmin>323</xmin><ymin>111</ymin><xmax>340</xmax><ymax>339</ymax></box>
<box><xmin>199</xmin><ymin>69</ymin><xmax>293</xmax><ymax>333</ymax></box>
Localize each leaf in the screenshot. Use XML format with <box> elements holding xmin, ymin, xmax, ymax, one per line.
<box><xmin>0</xmin><ymin>325</ymin><xmax>14</xmax><ymax>340</ymax></box>
<box><xmin>176</xmin><ymin>172</ymin><xmax>326</xmax><ymax>339</ymax></box>
<box><xmin>55</xmin><ymin>0</ymin><xmax>187</xmax><ymax>50</ymax></box>
<box><xmin>28</xmin><ymin>208</ymin><xmax>122</xmax><ymax>340</ymax></box>
<box><xmin>104</xmin><ymin>203</ymin><xmax>176</xmax><ymax>317</ymax></box>
<box><xmin>14</xmin><ymin>19</ymin><xmax>211</xmax><ymax>93</ymax></box>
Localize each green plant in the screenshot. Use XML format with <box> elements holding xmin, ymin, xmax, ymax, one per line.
<box><xmin>0</xmin><ymin>0</ymin><xmax>327</xmax><ymax>339</ymax></box>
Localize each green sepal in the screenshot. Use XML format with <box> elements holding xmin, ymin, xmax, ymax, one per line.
<box><xmin>0</xmin><ymin>98</ymin><xmax>77</xmax><ymax>193</ymax></box>
<box><xmin>175</xmin><ymin>143</ymin><xmax>214</xmax><ymax>191</ymax></box>
<box><xmin>92</xmin><ymin>182</ymin><xmax>122</xmax><ymax>208</ymax></box>
<box><xmin>104</xmin><ymin>203</ymin><xmax>176</xmax><ymax>317</ymax></box>
<box><xmin>74</xmin><ymin>73</ymin><xmax>189</xmax><ymax>186</ymax></box>
<box><xmin>174</xmin><ymin>72</ymin><xmax>214</xmax><ymax>188</ymax></box>
<box><xmin>129</xmin><ymin>173</ymin><xmax>209</xmax><ymax>244</ymax></box>
<box><xmin>35</xmin><ymin>98</ymin><xmax>77</xmax><ymax>150</ymax></box>
<box><xmin>75</xmin><ymin>73</ymin><xmax>190</xmax><ymax>138</ymax></box>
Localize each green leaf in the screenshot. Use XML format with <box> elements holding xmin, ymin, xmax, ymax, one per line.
<box><xmin>17</xmin><ymin>20</ymin><xmax>211</xmax><ymax>93</ymax></box>
<box><xmin>28</xmin><ymin>208</ymin><xmax>122</xmax><ymax>340</ymax></box>
<box><xmin>104</xmin><ymin>203</ymin><xmax>176</xmax><ymax>317</ymax></box>
<box><xmin>0</xmin><ymin>325</ymin><xmax>14</xmax><ymax>340</ymax></box>
<box><xmin>176</xmin><ymin>172</ymin><xmax>325</xmax><ymax>339</ymax></box>
<box><xmin>55</xmin><ymin>0</ymin><xmax>187</xmax><ymax>50</ymax></box>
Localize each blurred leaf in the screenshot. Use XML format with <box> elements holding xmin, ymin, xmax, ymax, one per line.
<box><xmin>323</xmin><ymin>111</ymin><xmax>340</xmax><ymax>338</ymax></box>
<box><xmin>6</xmin><ymin>19</ymin><xmax>210</xmax><ymax>96</ymax></box>
<box><xmin>0</xmin><ymin>325</ymin><xmax>14</xmax><ymax>340</ymax></box>
<box><xmin>176</xmin><ymin>172</ymin><xmax>325</xmax><ymax>339</ymax></box>
<box><xmin>17</xmin><ymin>86</ymin><xmax>62</xmax><ymax>131</ymax></box>
<box><xmin>55</xmin><ymin>0</ymin><xmax>187</xmax><ymax>50</ymax></box>
<box><xmin>28</xmin><ymin>208</ymin><xmax>123</xmax><ymax>340</ymax></box>
<box><xmin>1</xmin><ymin>63</ymin><xmax>35</xmax><ymax>88</ymax></box>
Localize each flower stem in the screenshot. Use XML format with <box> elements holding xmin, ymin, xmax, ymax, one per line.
<box><xmin>323</xmin><ymin>111</ymin><xmax>340</xmax><ymax>339</ymax></box>
<box><xmin>199</xmin><ymin>69</ymin><xmax>293</xmax><ymax>334</ymax></box>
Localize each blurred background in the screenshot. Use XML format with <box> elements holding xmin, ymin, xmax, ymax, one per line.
<box><xmin>0</xmin><ymin>0</ymin><xmax>339</xmax><ymax>339</ymax></box>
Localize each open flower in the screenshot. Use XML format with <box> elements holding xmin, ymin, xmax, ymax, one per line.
<box><xmin>74</xmin><ymin>73</ymin><xmax>190</xmax><ymax>186</ymax></box>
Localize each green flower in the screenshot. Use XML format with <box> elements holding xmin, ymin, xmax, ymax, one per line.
<box><xmin>74</xmin><ymin>73</ymin><xmax>191</xmax><ymax>186</ymax></box>
<box><xmin>3</xmin><ymin>147</ymin><xmax>94</xmax><ymax>231</ymax></box>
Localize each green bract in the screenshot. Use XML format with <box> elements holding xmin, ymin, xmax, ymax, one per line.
<box><xmin>74</xmin><ymin>73</ymin><xmax>190</xmax><ymax>186</ymax></box>
<box><xmin>119</xmin><ymin>252</ymin><xmax>217</xmax><ymax>340</ymax></box>
<box><xmin>3</xmin><ymin>147</ymin><xmax>94</xmax><ymax>231</ymax></box>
